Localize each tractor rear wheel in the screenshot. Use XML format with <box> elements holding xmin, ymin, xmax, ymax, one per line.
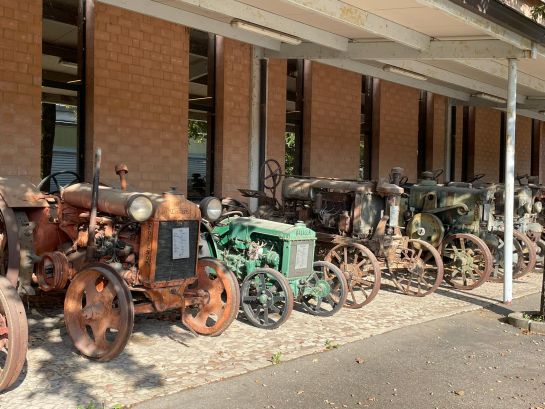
<box><xmin>299</xmin><ymin>261</ymin><xmax>348</xmax><ymax>317</ymax></box>
<box><xmin>325</xmin><ymin>243</ymin><xmax>381</xmax><ymax>308</ymax></box>
<box><xmin>0</xmin><ymin>276</ymin><xmax>28</xmax><ymax>391</ymax></box>
<box><xmin>240</xmin><ymin>268</ymin><xmax>293</xmax><ymax>330</ymax></box>
<box><xmin>442</xmin><ymin>233</ymin><xmax>493</xmax><ymax>290</ymax></box>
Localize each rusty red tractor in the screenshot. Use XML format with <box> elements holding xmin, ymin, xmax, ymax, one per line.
<box><xmin>240</xmin><ymin>160</ymin><xmax>444</xmax><ymax>309</ymax></box>
<box><xmin>0</xmin><ymin>149</ymin><xmax>240</xmax><ymax>391</ymax></box>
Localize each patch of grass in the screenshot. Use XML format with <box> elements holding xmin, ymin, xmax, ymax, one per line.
<box><xmin>271</xmin><ymin>352</ymin><xmax>282</xmax><ymax>365</ymax></box>
<box><xmin>324</xmin><ymin>339</ymin><xmax>339</xmax><ymax>350</ymax></box>
<box><xmin>523</xmin><ymin>313</ymin><xmax>545</xmax><ymax>322</ymax></box>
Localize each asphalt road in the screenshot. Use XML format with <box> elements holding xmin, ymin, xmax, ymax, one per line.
<box><xmin>135</xmin><ymin>293</ymin><xmax>545</xmax><ymax>409</ymax></box>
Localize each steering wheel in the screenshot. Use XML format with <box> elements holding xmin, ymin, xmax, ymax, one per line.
<box><xmin>467</xmin><ymin>173</ymin><xmax>485</xmax><ymax>183</ymax></box>
<box><xmin>217</xmin><ymin>210</ymin><xmax>244</xmax><ymax>224</ymax></box>
<box><xmin>221</xmin><ymin>197</ymin><xmax>251</xmax><ymax>216</ymax></box>
<box><xmin>259</xmin><ymin>159</ymin><xmax>282</xmax><ymax>190</ymax></box>
<box><xmin>432</xmin><ymin>168</ymin><xmax>444</xmax><ymax>181</ymax></box>
<box><xmin>37</xmin><ymin>171</ymin><xmax>81</xmax><ymax>194</ymax></box>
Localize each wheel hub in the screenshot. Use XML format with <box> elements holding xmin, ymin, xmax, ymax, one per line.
<box><xmin>258</xmin><ymin>289</ymin><xmax>274</xmax><ymax>306</ymax></box>
<box><xmin>307</xmin><ymin>279</ymin><xmax>331</xmax><ymax>298</ymax></box>
<box><xmin>81</xmin><ymin>302</ymin><xmax>106</xmax><ymax>321</ymax></box>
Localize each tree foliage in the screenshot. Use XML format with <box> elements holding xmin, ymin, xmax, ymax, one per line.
<box><xmin>531</xmin><ymin>4</ymin><xmax>545</xmax><ymax>21</ymax></box>
<box><xmin>285</xmin><ymin>132</ymin><xmax>296</xmax><ymax>176</ymax></box>
<box><xmin>188</xmin><ymin>119</ymin><xmax>207</xmax><ymax>144</ymax></box>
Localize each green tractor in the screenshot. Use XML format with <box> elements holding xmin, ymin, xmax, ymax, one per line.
<box><xmin>403</xmin><ymin>171</ymin><xmax>536</xmax><ymax>289</ymax></box>
<box><xmin>198</xmin><ymin>197</ymin><xmax>348</xmax><ymax>329</ymax></box>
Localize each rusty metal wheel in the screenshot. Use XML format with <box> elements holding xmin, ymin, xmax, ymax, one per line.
<box><xmin>442</xmin><ymin>233</ymin><xmax>493</xmax><ymax>290</ymax></box>
<box><xmin>514</xmin><ymin>230</ymin><xmax>537</xmax><ymax>277</ymax></box>
<box><xmin>299</xmin><ymin>261</ymin><xmax>348</xmax><ymax>317</ymax></box>
<box><xmin>325</xmin><ymin>243</ymin><xmax>381</xmax><ymax>308</ymax></box>
<box><xmin>0</xmin><ymin>276</ymin><xmax>28</xmax><ymax>392</ymax></box>
<box><xmin>241</xmin><ymin>268</ymin><xmax>293</xmax><ymax>330</ymax></box>
<box><xmin>183</xmin><ymin>258</ymin><xmax>240</xmax><ymax>336</ymax></box>
<box><xmin>387</xmin><ymin>239</ymin><xmax>444</xmax><ymax>297</ymax></box>
<box><xmin>64</xmin><ymin>264</ymin><xmax>134</xmax><ymax>361</ymax></box>
<box><xmin>488</xmin><ymin>231</ymin><xmax>535</xmax><ymax>283</ymax></box>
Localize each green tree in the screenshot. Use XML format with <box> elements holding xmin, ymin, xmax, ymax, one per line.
<box><xmin>531</xmin><ymin>4</ymin><xmax>545</xmax><ymax>21</ymax></box>
<box><xmin>188</xmin><ymin>119</ymin><xmax>207</xmax><ymax>144</ymax></box>
<box><xmin>284</xmin><ymin>132</ymin><xmax>296</xmax><ymax>176</ymax></box>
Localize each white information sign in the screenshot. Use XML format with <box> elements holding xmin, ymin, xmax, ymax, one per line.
<box><xmin>172</xmin><ymin>227</ymin><xmax>190</xmax><ymax>259</ymax></box>
<box><xmin>295</xmin><ymin>243</ymin><xmax>309</xmax><ymax>270</ymax></box>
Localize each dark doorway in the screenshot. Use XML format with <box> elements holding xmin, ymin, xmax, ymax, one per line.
<box><xmin>285</xmin><ymin>59</ymin><xmax>304</xmax><ymax>176</ymax></box>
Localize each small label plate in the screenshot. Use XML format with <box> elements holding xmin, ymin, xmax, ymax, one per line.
<box><xmin>172</xmin><ymin>227</ymin><xmax>190</xmax><ymax>259</ymax></box>
<box><xmin>295</xmin><ymin>243</ymin><xmax>309</xmax><ymax>270</ymax></box>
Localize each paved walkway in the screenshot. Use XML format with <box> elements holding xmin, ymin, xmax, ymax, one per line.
<box><xmin>0</xmin><ymin>272</ymin><xmax>543</xmax><ymax>408</ymax></box>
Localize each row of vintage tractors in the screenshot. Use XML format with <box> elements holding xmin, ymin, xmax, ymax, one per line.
<box><xmin>1</xmin><ymin>152</ymin><xmax>543</xmax><ymax>392</ymax></box>
<box><xmin>0</xmin><ymin>151</ymin><xmax>352</xmax><ymax>392</ymax></box>
<box><xmin>240</xmin><ymin>159</ymin><xmax>543</xmax><ymax>313</ymax></box>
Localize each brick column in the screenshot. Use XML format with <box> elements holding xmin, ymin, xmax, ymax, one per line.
<box><xmin>214</xmin><ymin>37</ymin><xmax>251</xmax><ymax>200</ymax></box>
<box><xmin>0</xmin><ymin>0</ymin><xmax>42</xmax><ymax>180</ymax></box>
<box><xmin>473</xmin><ymin>107</ymin><xmax>501</xmax><ymax>182</ymax></box>
<box><xmin>265</xmin><ymin>59</ymin><xmax>287</xmax><ymax>174</ymax></box>
<box><xmin>431</xmin><ymin>94</ymin><xmax>447</xmax><ymax>180</ymax></box>
<box><xmin>86</xmin><ymin>1</ymin><xmax>189</xmax><ymax>192</ymax></box>
<box><xmin>515</xmin><ymin>116</ymin><xmax>532</xmax><ymax>176</ymax></box>
<box><xmin>375</xmin><ymin>81</ymin><xmax>419</xmax><ymax>181</ymax></box>
<box><xmin>302</xmin><ymin>62</ymin><xmax>361</xmax><ymax>179</ymax></box>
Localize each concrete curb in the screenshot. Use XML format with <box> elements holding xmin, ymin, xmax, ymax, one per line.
<box><xmin>507</xmin><ymin>311</ymin><xmax>545</xmax><ymax>334</ymax></box>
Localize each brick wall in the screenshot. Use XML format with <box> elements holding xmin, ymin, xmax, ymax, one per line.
<box><xmin>474</xmin><ymin>107</ymin><xmax>501</xmax><ymax>182</ymax></box>
<box><xmin>454</xmin><ymin>106</ymin><xmax>463</xmax><ymax>181</ymax></box>
<box><xmin>86</xmin><ymin>2</ymin><xmax>188</xmax><ymax>192</ymax></box>
<box><xmin>0</xmin><ymin>0</ymin><xmax>41</xmax><ymax>180</ymax></box>
<box><xmin>515</xmin><ymin>116</ymin><xmax>532</xmax><ymax>176</ymax></box>
<box><xmin>431</xmin><ymin>94</ymin><xmax>446</xmax><ymax>181</ymax></box>
<box><xmin>302</xmin><ymin>62</ymin><xmax>361</xmax><ymax>179</ymax></box>
<box><xmin>265</xmin><ymin>59</ymin><xmax>286</xmax><ymax>200</ymax></box>
<box><xmin>214</xmin><ymin>37</ymin><xmax>251</xmax><ymax>200</ymax></box>
<box><xmin>375</xmin><ymin>81</ymin><xmax>419</xmax><ymax>181</ymax></box>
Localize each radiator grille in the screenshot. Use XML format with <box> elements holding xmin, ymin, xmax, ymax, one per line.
<box><xmin>155</xmin><ymin>220</ymin><xmax>199</xmax><ymax>282</ymax></box>
<box><xmin>287</xmin><ymin>240</ymin><xmax>314</xmax><ymax>278</ymax></box>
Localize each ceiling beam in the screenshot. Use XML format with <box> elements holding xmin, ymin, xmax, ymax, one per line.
<box><xmin>374</xmin><ymin>59</ymin><xmax>527</xmax><ymax>104</ymax></box>
<box><xmin>99</xmin><ymin>0</ymin><xmax>281</xmax><ymax>50</ymax></box>
<box><xmin>155</xmin><ymin>0</ymin><xmax>348</xmax><ymax>51</ymax></box>
<box><xmin>43</xmin><ymin>0</ymin><xmax>78</xmax><ymax>26</ymax></box>
<box><xmin>189</xmin><ymin>59</ymin><xmax>209</xmax><ymax>81</ymax></box>
<box><xmin>315</xmin><ymin>59</ymin><xmax>470</xmax><ymax>101</ymax></box>
<box><xmin>265</xmin><ymin>39</ymin><xmax>532</xmax><ymax>60</ymax></box>
<box><xmin>415</xmin><ymin>0</ymin><xmax>535</xmax><ymax>53</ymax></box>
<box><xmin>42</xmin><ymin>42</ymin><xmax>78</xmax><ymax>63</ymax></box>
<box><xmin>456</xmin><ymin>59</ymin><xmax>545</xmax><ymax>94</ymax></box>
<box><xmin>278</xmin><ymin>0</ymin><xmax>431</xmax><ymax>50</ymax></box>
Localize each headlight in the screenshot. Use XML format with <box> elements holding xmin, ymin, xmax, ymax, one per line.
<box><xmin>200</xmin><ymin>196</ymin><xmax>222</xmax><ymax>222</ymax></box>
<box><xmin>127</xmin><ymin>195</ymin><xmax>154</xmax><ymax>222</ymax></box>
<box><xmin>534</xmin><ymin>201</ymin><xmax>543</xmax><ymax>214</ymax></box>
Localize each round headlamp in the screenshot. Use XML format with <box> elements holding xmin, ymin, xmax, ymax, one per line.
<box><xmin>200</xmin><ymin>196</ymin><xmax>222</xmax><ymax>222</ymax></box>
<box><xmin>127</xmin><ymin>195</ymin><xmax>154</xmax><ymax>222</ymax></box>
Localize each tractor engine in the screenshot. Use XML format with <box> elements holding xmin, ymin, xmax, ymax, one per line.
<box><xmin>33</xmin><ymin>183</ymin><xmax>201</xmax><ymax>295</ymax></box>
<box><xmin>212</xmin><ymin>217</ymin><xmax>316</xmax><ymax>279</ymax></box>
<box><xmin>281</xmin><ymin>177</ymin><xmax>384</xmax><ymax>238</ymax></box>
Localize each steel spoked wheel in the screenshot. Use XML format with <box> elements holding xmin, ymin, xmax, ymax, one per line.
<box><xmin>0</xmin><ymin>276</ymin><xmax>28</xmax><ymax>392</ymax></box>
<box><xmin>183</xmin><ymin>258</ymin><xmax>240</xmax><ymax>336</ymax></box>
<box><xmin>513</xmin><ymin>230</ymin><xmax>537</xmax><ymax>278</ymax></box>
<box><xmin>388</xmin><ymin>239</ymin><xmax>444</xmax><ymax>297</ymax></box>
<box><xmin>240</xmin><ymin>268</ymin><xmax>293</xmax><ymax>330</ymax></box>
<box><xmin>325</xmin><ymin>243</ymin><xmax>381</xmax><ymax>308</ymax></box>
<box><xmin>299</xmin><ymin>261</ymin><xmax>348</xmax><ymax>317</ymax></box>
<box><xmin>442</xmin><ymin>233</ymin><xmax>493</xmax><ymax>290</ymax></box>
<box><xmin>488</xmin><ymin>231</ymin><xmax>527</xmax><ymax>282</ymax></box>
<box><xmin>64</xmin><ymin>264</ymin><xmax>134</xmax><ymax>361</ymax></box>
